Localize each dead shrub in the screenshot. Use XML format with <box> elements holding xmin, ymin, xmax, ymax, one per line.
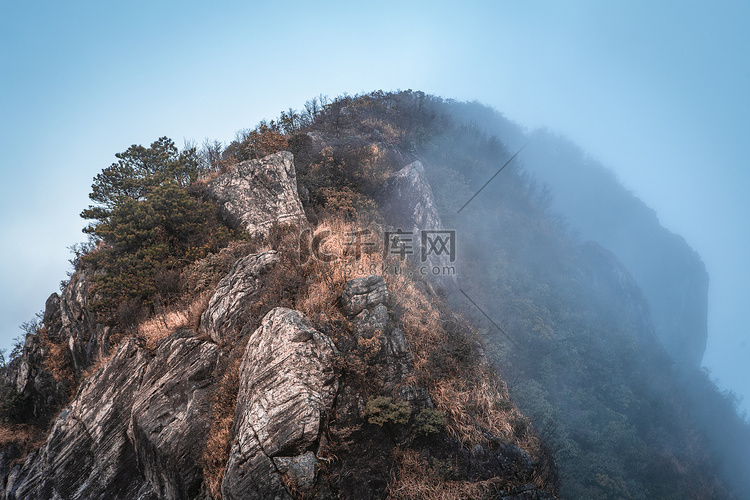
<box><xmin>389</xmin><ymin>448</ymin><xmax>502</xmax><ymax>500</ymax></box>
<box><xmin>153</xmin><ymin>268</ymin><xmax>182</xmax><ymax>301</ymax></box>
<box><xmin>82</xmin><ymin>349</ymin><xmax>115</xmax><ymax>380</ymax></box>
<box><xmin>380</xmin><ymin>264</ymin><xmax>551</xmax><ymax>486</ymax></box>
<box><xmin>115</xmin><ymin>298</ymin><xmax>147</xmax><ymax>333</ymax></box>
<box><xmin>0</xmin><ymin>423</ymin><xmax>47</xmax><ymax>469</ymax></box>
<box><xmin>296</xmin><ymin>214</ymin><xmax>387</xmax><ymax>321</ymax></box>
<box><xmin>181</xmin><ymin>241</ymin><xmax>258</xmax><ymax>297</ymax></box>
<box><xmin>0</xmin><ymin>423</ymin><xmax>40</xmax><ymax>449</ymax></box>
<box><xmin>319</xmin><ymin>187</ymin><xmax>378</xmax><ymax>219</ymax></box>
<box><xmin>37</xmin><ymin>327</ymin><xmax>75</xmax><ymax>389</ymax></box>
<box><xmin>361</xmin><ymin>117</ymin><xmax>404</xmax><ymax>143</ymax></box>
<box><xmin>382</xmin><ymin>271</ymin><xmax>443</xmax><ymax>375</ymax></box>
<box><xmin>431</xmin><ymin>372</ymin><xmax>520</xmax><ymax>446</ymax></box>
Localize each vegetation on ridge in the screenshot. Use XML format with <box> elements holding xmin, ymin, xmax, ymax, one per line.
<box><xmin>2</xmin><ymin>90</ymin><xmax>748</xmax><ymax>499</ymax></box>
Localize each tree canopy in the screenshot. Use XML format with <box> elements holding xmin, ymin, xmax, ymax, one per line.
<box><xmin>79</xmin><ymin>137</ymin><xmax>231</xmax><ymax>315</ymax></box>
<box><xmin>81</xmin><ymin>137</ymin><xmax>200</xmax><ymax>229</ymax></box>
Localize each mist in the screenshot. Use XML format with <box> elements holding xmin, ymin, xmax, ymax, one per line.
<box><xmin>1</xmin><ymin>1</ymin><xmax>749</xmax><ymax>497</ymax></box>
<box><xmin>402</xmin><ymin>96</ymin><xmax>750</xmax><ymax>497</ymax></box>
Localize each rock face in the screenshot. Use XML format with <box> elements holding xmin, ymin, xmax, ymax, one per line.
<box><xmin>377</xmin><ymin>161</ymin><xmax>457</xmax><ymax>284</ymax></box>
<box><xmin>1</xmin><ymin>271</ymin><xmax>556</xmax><ymax>500</ymax></box>
<box><xmin>58</xmin><ymin>268</ymin><xmax>111</xmax><ymax>370</ymax></box>
<box><xmin>201</xmin><ymin>250</ymin><xmax>280</xmax><ymax>343</ymax></box>
<box><xmin>580</xmin><ymin>242</ymin><xmax>662</xmax><ymax>348</ymax></box>
<box><xmin>6</xmin><ymin>149</ymin><xmax>309</xmax><ymax>428</ymax></box>
<box><xmin>341</xmin><ymin>275</ymin><xmax>415</xmax><ymax>392</ymax></box>
<box><xmin>4</xmin><ymin>332</ymin><xmax>220</xmax><ymax>500</ymax></box>
<box><xmin>341</xmin><ymin>274</ymin><xmax>389</xmax><ymax>317</ymax></box>
<box><xmin>6</xmin><ymin>269</ymin><xmax>113</xmax><ymax>424</ymax></box>
<box><xmin>205</xmin><ymin>151</ymin><xmax>308</xmax><ymax>237</ymax></box>
<box><xmin>377</xmin><ymin>160</ymin><xmax>442</xmax><ymax>232</ymax></box>
<box><xmin>129</xmin><ymin>332</ymin><xmax>219</xmax><ymax>500</ymax></box>
<box><xmin>222</xmin><ymin>308</ymin><xmax>338</xmax><ymax>499</ymax></box>
<box><xmin>520</xmin><ymin>133</ymin><xmax>709</xmax><ymax>367</ymax></box>
<box><xmin>5</xmin><ymin>331</ymin><xmax>66</xmax><ymax>424</ymax></box>
<box><xmin>6</xmin><ymin>339</ymin><xmax>153</xmax><ymax>500</ymax></box>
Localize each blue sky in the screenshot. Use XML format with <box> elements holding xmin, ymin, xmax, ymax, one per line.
<box><xmin>1</xmin><ymin>1</ymin><xmax>748</xmax><ymax>412</ymax></box>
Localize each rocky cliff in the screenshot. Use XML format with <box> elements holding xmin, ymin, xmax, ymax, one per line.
<box><xmin>2</xmin><ymin>90</ymin><xmax>742</xmax><ymax>500</ymax></box>
<box><xmin>1</xmin><ymin>146</ymin><xmax>557</xmax><ymax>499</ymax></box>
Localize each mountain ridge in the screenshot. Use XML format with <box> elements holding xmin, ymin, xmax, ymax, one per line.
<box><xmin>1</xmin><ymin>90</ymin><xmax>747</xmax><ymax>499</ymax></box>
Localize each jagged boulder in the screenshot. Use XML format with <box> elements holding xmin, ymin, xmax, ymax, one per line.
<box><xmin>5</xmin><ymin>270</ymin><xmax>109</xmax><ymax>425</ymax></box>
<box><xmin>201</xmin><ymin>250</ymin><xmax>279</xmax><ymax>343</ymax></box>
<box><xmin>59</xmin><ymin>268</ymin><xmax>111</xmax><ymax>371</ymax></box>
<box><xmin>377</xmin><ymin>160</ymin><xmax>442</xmax><ymax>232</ymax></box>
<box><xmin>205</xmin><ymin>151</ymin><xmax>308</xmax><ymax>238</ymax></box>
<box><xmin>129</xmin><ymin>332</ymin><xmax>219</xmax><ymax>500</ymax></box>
<box><xmin>222</xmin><ymin>308</ymin><xmax>338</xmax><ymax>500</ymax></box>
<box><xmin>6</xmin><ymin>338</ymin><xmax>154</xmax><ymax>500</ymax></box>
<box><xmin>4</xmin><ymin>331</ymin><xmax>223</xmax><ymax>500</ymax></box>
<box><xmin>341</xmin><ymin>274</ymin><xmax>389</xmax><ymax>317</ymax></box>
<box><xmin>341</xmin><ymin>275</ymin><xmax>415</xmax><ymax>392</ymax></box>
<box><xmin>5</xmin><ymin>332</ymin><xmax>65</xmax><ymax>424</ymax></box>
<box><xmin>377</xmin><ymin>161</ymin><xmax>456</xmax><ymax>285</ymax></box>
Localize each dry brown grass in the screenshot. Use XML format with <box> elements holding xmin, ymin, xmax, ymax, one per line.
<box><xmin>182</xmin><ymin>241</ymin><xmax>260</xmax><ymax>297</ymax></box>
<box><xmin>381</xmin><ymin>257</ymin><xmax>551</xmax><ymax>490</ymax></box>
<box><xmin>352</xmin><ymin>142</ymin><xmax>394</xmax><ymax>186</ymax></box>
<box><xmin>194</xmin><ymin>169</ymin><xmax>222</xmax><ymax>187</ymax></box>
<box><xmin>191</xmin><ymin>215</ymin><xmax>554</xmax><ymax>497</ymax></box>
<box><xmin>296</xmin><ymin>215</ymin><xmax>388</xmax><ymax>322</ymax></box>
<box><xmin>361</xmin><ymin>117</ymin><xmax>405</xmax><ymax>143</ymax></box>
<box><xmin>389</xmin><ymin>448</ymin><xmax>503</xmax><ymax>500</ymax></box>
<box><xmin>0</xmin><ymin>423</ymin><xmax>42</xmax><ymax>449</ymax></box>
<box><xmin>138</xmin><ymin>293</ymin><xmax>212</xmax><ymax>351</ymax></box>
<box><xmin>202</xmin><ymin>339</ymin><xmax>248</xmax><ymax>499</ymax></box>
<box><xmin>81</xmin><ymin>349</ymin><xmax>115</xmax><ymax>380</ymax></box>
<box><xmin>0</xmin><ymin>423</ymin><xmax>47</xmax><ymax>468</ymax></box>
<box><xmin>298</xmin><ymin>216</ymin><xmax>540</xmax><ymax>449</ymax></box>
<box><xmin>382</xmin><ymin>272</ymin><xmax>444</xmax><ymax>373</ymax></box>
<box><xmin>36</xmin><ymin>327</ymin><xmax>75</xmax><ymax>389</ymax></box>
<box><xmin>431</xmin><ymin>371</ymin><xmax>532</xmax><ymax>448</ymax></box>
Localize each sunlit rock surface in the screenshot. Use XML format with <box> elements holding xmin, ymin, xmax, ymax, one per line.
<box><xmin>129</xmin><ymin>332</ymin><xmax>219</xmax><ymax>500</ymax></box>
<box><xmin>6</xmin><ymin>339</ymin><xmax>153</xmax><ymax>500</ymax></box>
<box><xmin>201</xmin><ymin>250</ymin><xmax>279</xmax><ymax>343</ymax></box>
<box><xmin>205</xmin><ymin>151</ymin><xmax>308</xmax><ymax>237</ymax></box>
<box><xmin>221</xmin><ymin>308</ymin><xmax>338</xmax><ymax>500</ymax></box>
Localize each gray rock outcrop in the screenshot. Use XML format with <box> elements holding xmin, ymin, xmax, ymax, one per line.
<box><xmin>341</xmin><ymin>275</ymin><xmax>417</xmax><ymax>396</ymax></box>
<box><xmin>59</xmin><ymin>269</ymin><xmax>111</xmax><ymax>370</ymax></box>
<box><xmin>580</xmin><ymin>242</ymin><xmax>662</xmax><ymax>348</ymax></box>
<box><xmin>129</xmin><ymin>332</ymin><xmax>219</xmax><ymax>500</ymax></box>
<box><xmin>377</xmin><ymin>160</ymin><xmax>442</xmax><ymax>232</ymax></box>
<box><xmin>377</xmin><ymin>161</ymin><xmax>456</xmax><ymax>283</ymax></box>
<box><xmin>6</xmin><ymin>338</ymin><xmax>154</xmax><ymax>500</ymax></box>
<box><xmin>205</xmin><ymin>151</ymin><xmax>308</xmax><ymax>238</ymax></box>
<box><xmin>222</xmin><ymin>308</ymin><xmax>338</xmax><ymax>499</ymax></box>
<box><xmin>201</xmin><ymin>250</ymin><xmax>279</xmax><ymax>343</ymax></box>
<box><xmin>4</xmin><ymin>331</ymin><xmax>221</xmax><ymax>500</ymax></box>
<box><xmin>341</xmin><ymin>274</ymin><xmax>389</xmax><ymax>317</ymax></box>
<box><xmin>6</xmin><ymin>269</ymin><xmax>113</xmax><ymax>424</ymax></box>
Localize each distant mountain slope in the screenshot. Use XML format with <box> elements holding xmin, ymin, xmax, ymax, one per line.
<box><xmin>443</xmin><ymin>101</ymin><xmax>709</xmax><ymax>368</ymax></box>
